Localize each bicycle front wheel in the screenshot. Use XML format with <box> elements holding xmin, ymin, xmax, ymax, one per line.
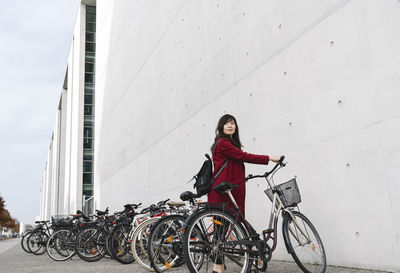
<box><xmin>282</xmin><ymin>211</ymin><xmax>326</xmax><ymax>273</ymax></box>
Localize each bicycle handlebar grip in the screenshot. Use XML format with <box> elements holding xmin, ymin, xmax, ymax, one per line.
<box><xmin>157</xmin><ymin>198</ymin><xmax>170</xmax><ymax>206</ymax></box>
<box><xmin>245</xmin><ymin>174</ymin><xmax>253</xmax><ymax>181</ymax></box>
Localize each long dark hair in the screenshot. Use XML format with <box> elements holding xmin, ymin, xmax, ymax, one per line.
<box><xmin>211</xmin><ymin>114</ymin><xmax>242</xmax><ymax>153</ymax></box>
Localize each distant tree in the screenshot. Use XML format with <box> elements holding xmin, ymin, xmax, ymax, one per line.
<box><xmin>0</xmin><ymin>195</ymin><xmax>4</xmax><ymax>211</ymax></box>
<box><xmin>0</xmin><ymin>195</ymin><xmax>10</xmax><ymax>225</ymax></box>
<box><xmin>0</xmin><ymin>194</ymin><xmax>17</xmax><ymax>230</ymax></box>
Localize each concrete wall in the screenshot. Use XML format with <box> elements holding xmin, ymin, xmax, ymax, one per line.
<box><xmin>95</xmin><ymin>0</ymin><xmax>400</xmax><ymax>271</ymax></box>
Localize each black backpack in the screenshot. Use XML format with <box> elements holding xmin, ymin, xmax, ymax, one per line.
<box><xmin>192</xmin><ymin>154</ymin><xmax>229</xmax><ymax>197</ymax></box>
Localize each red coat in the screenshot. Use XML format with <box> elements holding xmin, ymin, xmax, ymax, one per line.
<box><xmin>207</xmin><ymin>138</ymin><xmax>270</xmax><ymax>217</ymax></box>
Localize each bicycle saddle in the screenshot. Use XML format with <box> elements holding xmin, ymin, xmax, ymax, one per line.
<box><xmin>35</xmin><ymin>220</ymin><xmax>49</xmax><ymax>224</ymax></box>
<box><xmin>167</xmin><ymin>200</ymin><xmax>186</xmax><ymax>207</ymax></box>
<box><xmin>213</xmin><ymin>182</ymin><xmax>238</xmax><ymax>193</ymax></box>
<box><xmin>124</xmin><ymin>203</ymin><xmax>141</xmax><ymax>209</ymax></box>
<box><xmin>96</xmin><ymin>209</ymin><xmax>108</xmax><ymax>216</ymax></box>
<box><xmin>180</xmin><ymin>191</ymin><xmax>198</xmax><ymax>201</ymax></box>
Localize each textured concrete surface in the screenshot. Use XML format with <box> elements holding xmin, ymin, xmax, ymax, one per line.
<box><xmin>0</xmin><ymin>239</ymin><xmax>389</xmax><ymax>273</ymax></box>
<box><xmin>92</xmin><ymin>0</ymin><xmax>400</xmax><ymax>271</ymax></box>
<box><xmin>40</xmin><ymin>0</ymin><xmax>400</xmax><ymax>271</ymax></box>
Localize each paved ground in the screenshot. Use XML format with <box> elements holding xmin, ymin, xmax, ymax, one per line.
<box><xmin>0</xmin><ymin>239</ymin><xmax>389</xmax><ymax>273</ymax></box>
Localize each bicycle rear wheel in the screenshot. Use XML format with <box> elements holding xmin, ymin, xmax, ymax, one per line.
<box><xmin>147</xmin><ymin>214</ymin><xmax>186</xmax><ymax>272</ymax></box>
<box><xmin>110</xmin><ymin>224</ymin><xmax>134</xmax><ymax>264</ymax></box>
<box><xmin>21</xmin><ymin>231</ymin><xmax>33</xmax><ymax>253</ymax></box>
<box><xmin>27</xmin><ymin>231</ymin><xmax>48</xmax><ymax>255</ymax></box>
<box><xmin>131</xmin><ymin>217</ymin><xmax>159</xmax><ymax>271</ymax></box>
<box><xmin>182</xmin><ymin>208</ymin><xmax>249</xmax><ymax>273</ymax></box>
<box><xmin>47</xmin><ymin>229</ymin><xmax>76</xmax><ymax>261</ymax></box>
<box><xmin>75</xmin><ymin>226</ymin><xmax>106</xmax><ymax>262</ymax></box>
<box><xmin>282</xmin><ymin>211</ymin><xmax>326</xmax><ymax>273</ymax></box>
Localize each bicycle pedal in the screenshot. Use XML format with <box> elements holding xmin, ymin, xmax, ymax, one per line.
<box><xmin>262</xmin><ymin>229</ymin><xmax>274</xmax><ymax>234</ymax></box>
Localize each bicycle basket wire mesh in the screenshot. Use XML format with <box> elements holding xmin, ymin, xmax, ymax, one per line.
<box><xmin>51</xmin><ymin>215</ymin><xmax>72</xmax><ymax>226</ymax></box>
<box><xmin>264</xmin><ymin>178</ymin><xmax>301</xmax><ymax>208</ymax></box>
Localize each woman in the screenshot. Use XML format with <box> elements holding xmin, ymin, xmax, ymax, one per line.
<box><xmin>208</xmin><ymin>114</ymin><xmax>282</xmax><ymax>273</ymax></box>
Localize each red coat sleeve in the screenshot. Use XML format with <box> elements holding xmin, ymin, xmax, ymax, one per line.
<box><xmin>218</xmin><ymin>138</ymin><xmax>269</xmax><ymax>165</ymax></box>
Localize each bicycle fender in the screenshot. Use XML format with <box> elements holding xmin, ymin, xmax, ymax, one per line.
<box><xmin>282</xmin><ymin>212</ymin><xmax>294</xmax><ymax>254</ymax></box>
<box><xmin>182</xmin><ymin>205</ymin><xmax>236</xmax><ymax>231</ymax></box>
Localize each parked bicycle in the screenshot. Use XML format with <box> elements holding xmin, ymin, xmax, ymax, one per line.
<box><xmin>74</xmin><ymin>207</ymin><xmax>112</xmax><ymax>262</ymax></box>
<box><xmin>46</xmin><ymin>211</ymin><xmax>90</xmax><ymax>261</ymax></box>
<box><xmin>25</xmin><ymin>220</ymin><xmax>53</xmax><ymax>255</ymax></box>
<box><xmin>182</xmin><ymin>156</ymin><xmax>327</xmax><ymax>273</ymax></box>
<box><xmin>146</xmin><ymin>191</ymin><xmax>212</xmax><ymax>273</ymax></box>
<box><xmin>108</xmin><ymin>203</ymin><xmax>142</xmax><ymax>264</ymax></box>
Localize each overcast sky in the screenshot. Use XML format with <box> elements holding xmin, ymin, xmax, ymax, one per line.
<box><xmin>0</xmin><ymin>0</ymin><xmax>79</xmax><ymax>225</ymax></box>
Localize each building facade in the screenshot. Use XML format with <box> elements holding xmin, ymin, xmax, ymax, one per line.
<box><xmin>41</xmin><ymin>0</ymin><xmax>400</xmax><ymax>271</ymax></box>
<box><xmin>40</xmin><ymin>1</ymin><xmax>96</xmax><ymax>219</ymax></box>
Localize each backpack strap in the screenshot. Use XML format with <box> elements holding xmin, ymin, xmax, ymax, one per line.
<box><xmin>213</xmin><ymin>158</ymin><xmax>229</xmax><ymax>180</ymax></box>
<box><xmin>212</xmin><ymin>140</ymin><xmax>229</xmax><ymax>180</ymax></box>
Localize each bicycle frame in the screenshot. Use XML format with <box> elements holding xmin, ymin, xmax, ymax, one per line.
<box><xmin>220</xmin><ymin>163</ymin><xmax>312</xmax><ymax>258</ymax></box>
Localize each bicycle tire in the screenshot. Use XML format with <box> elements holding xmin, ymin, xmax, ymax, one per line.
<box><xmin>147</xmin><ymin>214</ymin><xmax>186</xmax><ymax>272</ymax></box>
<box><xmin>75</xmin><ymin>226</ymin><xmax>106</xmax><ymax>262</ymax></box>
<box><xmin>21</xmin><ymin>231</ymin><xmax>33</xmax><ymax>253</ymax></box>
<box><xmin>282</xmin><ymin>211</ymin><xmax>326</xmax><ymax>273</ymax></box>
<box><xmin>182</xmin><ymin>208</ymin><xmax>250</xmax><ymax>273</ymax></box>
<box><xmin>131</xmin><ymin>217</ymin><xmax>160</xmax><ymax>271</ymax></box>
<box><xmin>27</xmin><ymin>231</ymin><xmax>49</xmax><ymax>255</ymax></box>
<box><xmin>105</xmin><ymin>231</ymin><xmax>116</xmax><ymax>260</ymax></box>
<box><xmin>46</xmin><ymin>229</ymin><xmax>76</xmax><ymax>261</ymax></box>
<box><xmin>110</xmin><ymin>223</ymin><xmax>134</xmax><ymax>264</ymax></box>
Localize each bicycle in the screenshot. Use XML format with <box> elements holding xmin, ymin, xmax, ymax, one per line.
<box><xmin>182</xmin><ymin>156</ymin><xmax>327</xmax><ymax>273</ymax></box>
<box><xmin>74</xmin><ymin>207</ymin><xmax>111</xmax><ymax>262</ymax></box>
<box><xmin>130</xmin><ymin>199</ymin><xmax>173</xmax><ymax>271</ymax></box>
<box><xmin>46</xmin><ymin>211</ymin><xmax>90</xmax><ymax>261</ymax></box>
<box><xmin>21</xmin><ymin>230</ymin><xmax>34</xmax><ymax>253</ymax></box>
<box><xmin>146</xmin><ymin>200</ymin><xmax>190</xmax><ymax>272</ymax></box>
<box><xmin>108</xmin><ymin>203</ymin><xmax>142</xmax><ymax>264</ymax></box>
<box><xmin>26</xmin><ymin>220</ymin><xmax>52</xmax><ymax>255</ymax></box>
<box><xmin>147</xmin><ymin>194</ymin><xmax>232</xmax><ymax>273</ymax></box>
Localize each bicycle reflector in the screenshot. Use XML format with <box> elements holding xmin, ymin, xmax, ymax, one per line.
<box><xmin>212</xmin><ymin>219</ymin><xmax>223</xmax><ymax>226</ymax></box>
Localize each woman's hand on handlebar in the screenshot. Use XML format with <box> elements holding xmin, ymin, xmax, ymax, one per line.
<box><xmin>270</xmin><ymin>155</ymin><xmax>284</xmax><ymax>163</ymax></box>
<box><xmin>247</xmin><ymin>156</ymin><xmax>285</xmax><ymax>181</ymax></box>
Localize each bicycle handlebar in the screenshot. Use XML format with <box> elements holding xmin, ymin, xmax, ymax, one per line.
<box><xmin>246</xmin><ymin>155</ymin><xmax>286</xmax><ymax>181</ymax></box>
<box><xmin>157</xmin><ymin>199</ymin><xmax>170</xmax><ymax>207</ymax></box>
